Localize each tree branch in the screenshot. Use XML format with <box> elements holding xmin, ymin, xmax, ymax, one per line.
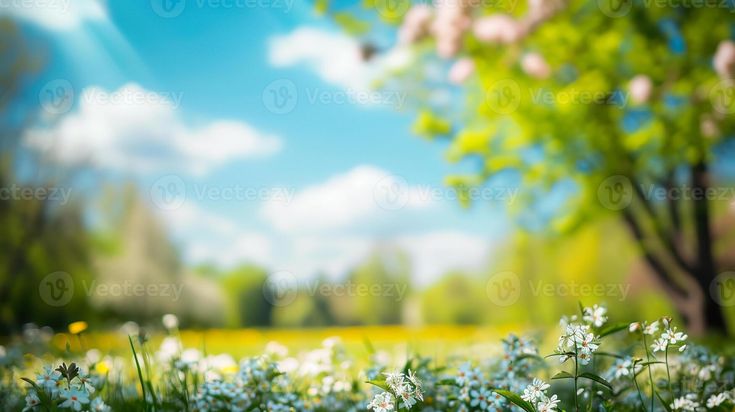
<box><xmin>620</xmin><ymin>208</ymin><xmax>688</xmax><ymax>298</ymax></box>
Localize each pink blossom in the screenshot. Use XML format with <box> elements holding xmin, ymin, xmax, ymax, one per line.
<box><xmin>448</xmin><ymin>58</ymin><xmax>475</xmax><ymax>84</ymax></box>
<box><xmin>521</xmin><ymin>52</ymin><xmax>551</xmax><ymax>79</ymax></box>
<box><xmin>700</xmin><ymin>115</ymin><xmax>720</xmax><ymax>138</ymax></box>
<box><xmin>629</xmin><ymin>74</ymin><xmax>653</xmax><ymax>105</ymax></box>
<box><xmin>527</xmin><ymin>0</ymin><xmax>563</xmax><ymax>26</ymax></box>
<box><xmin>398</xmin><ymin>4</ymin><xmax>433</xmax><ymax>45</ymax></box>
<box><xmin>437</xmin><ymin>38</ymin><xmax>462</xmax><ymax>58</ymax></box>
<box><xmin>472</xmin><ymin>14</ymin><xmax>525</xmax><ymax>44</ymax></box>
<box><xmin>431</xmin><ymin>0</ymin><xmax>471</xmax><ymax>58</ymax></box>
<box><xmin>714</xmin><ymin>40</ymin><xmax>735</xmax><ymax>79</ymax></box>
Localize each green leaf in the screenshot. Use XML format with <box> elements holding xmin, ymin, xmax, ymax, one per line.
<box><xmin>579</xmin><ymin>372</ymin><xmax>613</xmax><ymax>391</ymax></box>
<box><xmin>365</xmin><ymin>379</ymin><xmax>390</xmax><ymax>392</ymax></box>
<box><xmin>598</xmin><ymin>323</ymin><xmax>629</xmax><ymax>338</ymax></box>
<box><xmin>638</xmin><ymin>361</ymin><xmax>664</xmax><ymax>367</ymax></box>
<box><xmin>545</xmin><ymin>352</ymin><xmax>574</xmax><ymax>359</ymax></box>
<box><xmin>593</xmin><ymin>351</ymin><xmax>624</xmax><ymax>359</ymax></box>
<box><xmin>129</xmin><ymin>336</ymin><xmax>148</xmax><ymax>411</ymax></box>
<box><xmin>516</xmin><ymin>353</ymin><xmax>545</xmax><ymax>362</ymax></box>
<box><xmin>437</xmin><ymin>378</ymin><xmax>459</xmax><ymax>387</ymax></box>
<box><xmin>492</xmin><ymin>389</ymin><xmax>536</xmax><ymax>412</ymax></box>
<box><xmin>552</xmin><ymin>371</ymin><xmax>575</xmax><ymax>380</ymax></box>
<box><xmin>656</xmin><ymin>392</ymin><xmax>673</xmax><ymax>412</ymax></box>
<box><xmin>362</xmin><ymin>337</ymin><xmax>375</xmax><ymax>355</ymax></box>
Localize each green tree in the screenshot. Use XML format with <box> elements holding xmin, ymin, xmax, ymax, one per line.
<box><xmin>221</xmin><ymin>265</ymin><xmax>273</xmax><ymax>327</ymax></box>
<box><xmin>337</xmin><ymin>1</ymin><xmax>735</xmax><ymax>334</ymax></box>
<box><xmin>0</xmin><ymin>18</ymin><xmax>93</xmax><ymax>333</ymax></box>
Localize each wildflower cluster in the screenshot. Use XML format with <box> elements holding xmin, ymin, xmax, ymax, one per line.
<box><xmin>192</xmin><ymin>356</ymin><xmax>299</xmax><ymax>412</ymax></box>
<box><xmin>555</xmin><ymin>306</ymin><xmax>605</xmax><ymax>365</ymax></box>
<box><xmin>521</xmin><ymin>378</ymin><xmax>559</xmax><ymax>412</ymax></box>
<box><xmin>7</xmin><ymin>306</ymin><xmax>735</xmax><ymax>412</ymax></box>
<box><xmin>367</xmin><ymin>370</ymin><xmax>423</xmax><ymax>411</ymax></box>
<box><xmin>24</xmin><ymin>363</ymin><xmax>107</xmax><ymax>412</ymax></box>
<box><xmin>494</xmin><ymin>334</ymin><xmax>540</xmax><ymax>392</ymax></box>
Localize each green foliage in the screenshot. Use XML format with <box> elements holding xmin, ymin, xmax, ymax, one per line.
<box><xmin>220</xmin><ymin>265</ymin><xmax>273</xmax><ymax>327</ymax></box>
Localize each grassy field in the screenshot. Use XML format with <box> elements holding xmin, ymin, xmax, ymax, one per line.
<box><xmin>49</xmin><ymin>324</ymin><xmax>538</xmax><ymax>361</ymax></box>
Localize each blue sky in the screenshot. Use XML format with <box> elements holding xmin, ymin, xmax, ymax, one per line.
<box><xmin>4</xmin><ymin>0</ymin><xmax>510</xmax><ymax>285</ymax></box>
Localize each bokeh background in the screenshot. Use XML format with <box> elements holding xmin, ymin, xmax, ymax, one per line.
<box><xmin>1</xmin><ymin>0</ymin><xmax>735</xmax><ymax>345</ymax></box>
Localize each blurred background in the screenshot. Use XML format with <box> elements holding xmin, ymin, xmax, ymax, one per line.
<box><xmin>1</xmin><ymin>0</ymin><xmax>734</xmax><ymax>342</ymax></box>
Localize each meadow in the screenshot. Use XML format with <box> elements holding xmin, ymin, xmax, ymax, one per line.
<box><xmin>2</xmin><ymin>305</ymin><xmax>734</xmax><ymax>411</ymax></box>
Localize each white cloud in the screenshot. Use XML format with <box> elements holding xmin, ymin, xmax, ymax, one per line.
<box><xmin>272</xmin><ymin>231</ymin><xmax>490</xmax><ymax>284</ymax></box>
<box><xmin>288</xmin><ymin>235</ymin><xmax>373</xmax><ymax>279</ymax></box>
<box><xmin>158</xmin><ymin>202</ymin><xmax>274</xmax><ymax>268</ymax></box>
<box><xmin>187</xmin><ymin>232</ymin><xmax>274</xmax><ymax>269</ymax></box>
<box><xmin>268</xmin><ymin>27</ymin><xmax>412</xmax><ymax>93</ymax></box>
<box><xmin>394</xmin><ymin>232</ymin><xmax>491</xmax><ymax>286</ymax></box>
<box><xmin>163</xmin><ymin>202</ymin><xmax>490</xmax><ymax>284</ymax></box>
<box><xmin>0</xmin><ymin>0</ymin><xmax>107</xmax><ymax>31</ymax></box>
<box><xmin>261</xmin><ymin>165</ymin><xmax>432</xmax><ymax>233</ymax></box>
<box><xmin>25</xmin><ymin>83</ymin><xmax>282</xmax><ymax>176</ymax></box>
<box><xmin>160</xmin><ymin>203</ymin><xmax>236</xmax><ymax>238</ymax></box>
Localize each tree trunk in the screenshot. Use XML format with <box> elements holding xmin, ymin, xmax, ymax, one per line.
<box><xmin>691</xmin><ymin>161</ymin><xmax>729</xmax><ymax>336</ymax></box>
